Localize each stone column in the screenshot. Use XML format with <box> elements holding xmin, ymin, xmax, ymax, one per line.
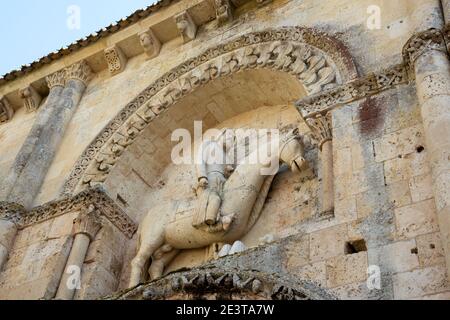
<box><xmin>0</xmin><ymin>71</ymin><xmax>65</xmax><ymax>203</ymax></box>
<box><xmin>1</xmin><ymin>61</ymin><xmax>92</xmax><ymax>209</ymax></box>
<box><xmin>0</xmin><ymin>203</ymin><xmax>24</xmax><ymax>271</ymax></box>
<box><xmin>55</xmin><ymin>205</ymin><xmax>101</xmax><ymax>300</ymax></box>
<box><xmin>305</xmin><ymin>112</ymin><xmax>334</xmax><ymax>216</ymax></box>
<box><xmin>403</xmin><ymin>29</ymin><xmax>450</xmax><ymax>280</ymax></box>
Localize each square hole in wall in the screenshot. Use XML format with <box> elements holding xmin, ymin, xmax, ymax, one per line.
<box><xmin>345</xmin><ymin>239</ymin><xmax>367</xmax><ymax>254</ymax></box>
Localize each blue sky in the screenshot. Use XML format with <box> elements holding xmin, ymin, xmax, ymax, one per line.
<box><xmin>0</xmin><ymin>0</ymin><xmax>157</xmax><ymax>76</ymax></box>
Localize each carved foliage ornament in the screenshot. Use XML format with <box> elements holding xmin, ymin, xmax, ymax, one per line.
<box><xmin>402</xmin><ymin>28</ymin><xmax>447</xmax><ymax>67</ymax></box>
<box><xmin>65</xmin><ymin>60</ymin><xmax>93</xmax><ymax>85</ymax></box>
<box><xmin>62</xmin><ymin>27</ymin><xmax>357</xmax><ymax>196</ymax></box>
<box><xmin>305</xmin><ymin>113</ymin><xmax>332</xmax><ymax>150</ymax></box>
<box><xmin>296</xmin><ymin>64</ymin><xmax>409</xmax><ymax>119</ymax></box>
<box><xmin>0</xmin><ymin>97</ymin><xmax>14</xmax><ymax>124</ymax></box>
<box><xmin>73</xmin><ymin>204</ymin><xmax>102</xmax><ymax>240</ymax></box>
<box><xmin>0</xmin><ymin>188</ymin><xmax>136</xmax><ymax>238</ymax></box>
<box><xmin>46</xmin><ymin>70</ymin><xmax>66</xmax><ymax>89</ymax></box>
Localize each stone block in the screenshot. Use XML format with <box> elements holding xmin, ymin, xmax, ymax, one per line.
<box><xmin>393</xmin><ymin>265</ymin><xmax>450</xmax><ymax>299</ymax></box>
<box><xmin>416</xmin><ymin>232</ymin><xmax>446</xmax><ymax>267</ymax></box>
<box><xmin>395</xmin><ymin>199</ymin><xmax>439</xmax><ymax>239</ymax></box>
<box><xmin>310</xmin><ymin>224</ymin><xmax>348</xmax><ymax>262</ymax></box>
<box><xmin>408</xmin><ymin>173</ymin><xmax>434</xmax><ymax>203</ymax></box>
<box><xmin>326</xmin><ymin>252</ymin><xmax>368</xmax><ymax>288</ymax></box>
<box><xmin>368</xmin><ymin>239</ymin><xmax>419</xmax><ymax>274</ymax></box>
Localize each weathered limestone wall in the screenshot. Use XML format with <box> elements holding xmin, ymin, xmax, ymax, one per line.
<box><xmin>0</xmin><ymin>0</ymin><xmax>449</xmax><ymax>300</ymax></box>
<box><xmin>10</xmin><ymin>0</ymin><xmax>437</xmax><ymax>206</ymax></box>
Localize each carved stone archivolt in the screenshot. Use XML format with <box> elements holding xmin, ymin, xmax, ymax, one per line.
<box><xmin>112</xmin><ymin>267</ymin><xmax>337</xmax><ymax>300</ymax></box>
<box><xmin>62</xmin><ymin>27</ymin><xmax>358</xmax><ymax>196</ymax></box>
<box><xmin>0</xmin><ymin>188</ymin><xmax>137</xmax><ymax>238</ymax></box>
<box><xmin>0</xmin><ymin>97</ymin><xmax>14</xmax><ymax>124</ymax></box>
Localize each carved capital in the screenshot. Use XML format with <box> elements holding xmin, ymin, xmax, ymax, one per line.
<box><xmin>19</xmin><ymin>85</ymin><xmax>42</xmax><ymax>113</ymax></box>
<box><xmin>0</xmin><ymin>97</ymin><xmax>14</xmax><ymax>124</ymax></box>
<box><xmin>305</xmin><ymin>113</ymin><xmax>332</xmax><ymax>151</ymax></box>
<box><xmin>138</xmin><ymin>29</ymin><xmax>161</xmax><ymax>59</ymax></box>
<box><xmin>215</xmin><ymin>0</ymin><xmax>233</xmax><ymax>25</ymax></box>
<box><xmin>104</xmin><ymin>45</ymin><xmax>128</xmax><ymax>75</ymax></box>
<box><xmin>73</xmin><ymin>204</ymin><xmax>102</xmax><ymax>240</ymax></box>
<box><xmin>46</xmin><ymin>70</ymin><xmax>66</xmax><ymax>89</ymax></box>
<box><xmin>65</xmin><ymin>60</ymin><xmax>93</xmax><ymax>85</ymax></box>
<box><xmin>403</xmin><ymin>29</ymin><xmax>447</xmax><ymax>67</ymax></box>
<box><xmin>175</xmin><ymin>11</ymin><xmax>197</xmax><ymax>43</ymax></box>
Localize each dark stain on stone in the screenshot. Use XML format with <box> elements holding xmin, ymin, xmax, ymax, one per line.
<box><xmin>357</xmin><ymin>96</ymin><xmax>384</xmax><ymax>136</ymax></box>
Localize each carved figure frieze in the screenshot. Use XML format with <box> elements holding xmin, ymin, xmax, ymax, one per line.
<box><xmin>113</xmin><ymin>268</ymin><xmax>336</xmax><ymax>300</ymax></box>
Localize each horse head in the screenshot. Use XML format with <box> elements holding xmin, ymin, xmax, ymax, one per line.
<box><xmin>279</xmin><ymin>128</ymin><xmax>309</xmax><ymax>174</ymax></box>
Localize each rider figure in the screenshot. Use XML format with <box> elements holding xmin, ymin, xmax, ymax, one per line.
<box><xmin>193</xmin><ymin>129</ymin><xmax>235</xmax><ymax>232</ymax></box>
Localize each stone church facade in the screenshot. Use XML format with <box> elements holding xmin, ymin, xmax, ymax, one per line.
<box><xmin>0</xmin><ymin>0</ymin><xmax>449</xmax><ymax>300</ymax></box>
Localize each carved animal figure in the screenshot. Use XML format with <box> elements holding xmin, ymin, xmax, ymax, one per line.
<box><xmin>129</xmin><ymin>129</ymin><xmax>309</xmax><ymax>287</ymax></box>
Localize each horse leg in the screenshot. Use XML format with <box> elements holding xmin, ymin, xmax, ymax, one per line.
<box><xmin>129</xmin><ymin>235</ymin><xmax>164</xmax><ymax>288</ymax></box>
<box><xmin>148</xmin><ymin>245</ymin><xmax>180</xmax><ymax>280</ymax></box>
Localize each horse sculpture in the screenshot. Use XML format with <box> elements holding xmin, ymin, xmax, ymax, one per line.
<box><xmin>129</xmin><ymin>128</ymin><xmax>309</xmax><ymax>288</ymax></box>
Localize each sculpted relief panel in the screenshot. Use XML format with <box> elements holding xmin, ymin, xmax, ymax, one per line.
<box><xmin>62</xmin><ymin>27</ymin><xmax>356</xmax><ymax>199</ymax></box>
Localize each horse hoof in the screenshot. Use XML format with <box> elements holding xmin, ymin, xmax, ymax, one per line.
<box><xmin>229</xmin><ymin>241</ymin><xmax>247</xmax><ymax>255</ymax></box>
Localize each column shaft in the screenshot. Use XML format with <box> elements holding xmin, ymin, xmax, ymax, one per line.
<box><xmin>321</xmin><ymin>140</ymin><xmax>334</xmax><ymax>215</ymax></box>
<box><xmin>55</xmin><ymin>233</ymin><xmax>90</xmax><ymax>300</ymax></box>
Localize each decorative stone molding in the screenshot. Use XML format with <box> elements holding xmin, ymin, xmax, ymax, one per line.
<box><xmin>138</xmin><ymin>29</ymin><xmax>161</xmax><ymax>59</ymax></box>
<box><xmin>45</xmin><ymin>70</ymin><xmax>66</xmax><ymax>89</ymax></box>
<box><xmin>175</xmin><ymin>11</ymin><xmax>197</xmax><ymax>43</ymax></box>
<box><xmin>215</xmin><ymin>0</ymin><xmax>233</xmax><ymax>25</ymax></box>
<box><xmin>0</xmin><ymin>202</ymin><xmax>25</xmax><ymax>226</ymax></box>
<box><xmin>0</xmin><ymin>188</ymin><xmax>136</xmax><ymax>238</ymax></box>
<box><xmin>403</xmin><ymin>28</ymin><xmax>447</xmax><ymax>68</ymax></box>
<box><xmin>0</xmin><ymin>97</ymin><xmax>14</xmax><ymax>124</ymax></box>
<box><xmin>62</xmin><ymin>27</ymin><xmax>358</xmax><ymax>196</ymax></box>
<box><xmin>19</xmin><ymin>85</ymin><xmax>42</xmax><ymax>113</ymax></box>
<box><xmin>305</xmin><ymin>113</ymin><xmax>332</xmax><ymax>151</ymax></box>
<box><xmin>112</xmin><ymin>267</ymin><xmax>337</xmax><ymax>300</ymax></box>
<box><xmin>73</xmin><ymin>204</ymin><xmax>102</xmax><ymax>240</ymax></box>
<box><xmin>296</xmin><ymin>63</ymin><xmax>409</xmax><ymax>119</ymax></box>
<box><xmin>104</xmin><ymin>45</ymin><xmax>128</xmax><ymax>75</ymax></box>
<box><xmin>65</xmin><ymin>60</ymin><xmax>93</xmax><ymax>86</ymax></box>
